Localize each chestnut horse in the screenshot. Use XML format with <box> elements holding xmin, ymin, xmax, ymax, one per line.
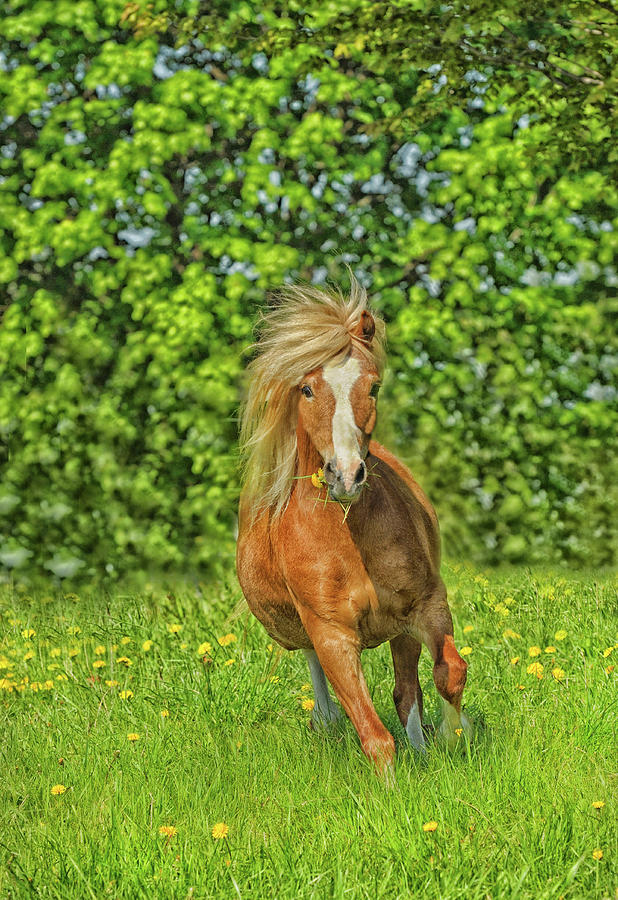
<box><xmin>237</xmin><ymin>281</ymin><xmax>469</xmax><ymax>771</ymax></box>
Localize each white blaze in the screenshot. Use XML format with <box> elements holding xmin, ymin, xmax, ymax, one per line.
<box><xmin>323</xmin><ymin>356</ymin><xmax>361</xmax><ymax>480</ymax></box>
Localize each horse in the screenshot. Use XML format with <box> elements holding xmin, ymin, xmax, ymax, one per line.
<box><xmin>236</xmin><ymin>280</ymin><xmax>470</xmax><ymax>772</ymax></box>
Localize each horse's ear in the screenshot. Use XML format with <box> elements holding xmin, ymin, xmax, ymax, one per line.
<box><xmin>353</xmin><ymin>310</ymin><xmax>375</xmax><ymax>344</ymax></box>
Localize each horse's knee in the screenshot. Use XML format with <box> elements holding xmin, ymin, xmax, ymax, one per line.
<box><xmin>433</xmin><ymin>635</ymin><xmax>467</xmax><ymax>705</ymax></box>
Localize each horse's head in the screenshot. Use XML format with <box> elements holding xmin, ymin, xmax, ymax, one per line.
<box><xmin>298</xmin><ymin>311</ymin><xmax>380</xmax><ymax>502</ymax></box>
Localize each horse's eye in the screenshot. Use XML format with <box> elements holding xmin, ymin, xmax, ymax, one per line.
<box><xmin>369</xmin><ymin>382</ymin><xmax>381</xmax><ymax>399</ymax></box>
<box><xmin>301</xmin><ymin>385</ymin><xmax>313</xmax><ymax>399</ymax></box>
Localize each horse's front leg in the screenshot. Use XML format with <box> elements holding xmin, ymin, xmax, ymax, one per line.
<box><xmin>416</xmin><ymin>586</ymin><xmax>470</xmax><ymax>748</ymax></box>
<box><xmin>301</xmin><ymin>611</ymin><xmax>395</xmax><ymax>773</ymax></box>
<box><xmin>390</xmin><ymin>634</ymin><xmax>426</xmax><ymax>752</ymax></box>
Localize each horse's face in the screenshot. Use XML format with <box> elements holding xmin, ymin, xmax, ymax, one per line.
<box><xmin>298</xmin><ymin>352</ymin><xmax>380</xmax><ymax>502</ymax></box>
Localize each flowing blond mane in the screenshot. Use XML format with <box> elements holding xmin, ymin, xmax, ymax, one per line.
<box><xmin>239</xmin><ymin>278</ymin><xmax>386</xmax><ymax>520</ymax></box>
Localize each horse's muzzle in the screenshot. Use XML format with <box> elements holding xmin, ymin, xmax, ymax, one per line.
<box><xmin>323</xmin><ymin>458</ymin><xmax>367</xmax><ymax>501</ymax></box>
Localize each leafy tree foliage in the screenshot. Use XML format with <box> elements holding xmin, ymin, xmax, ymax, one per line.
<box><xmin>0</xmin><ymin>0</ymin><xmax>616</xmax><ymax>581</ymax></box>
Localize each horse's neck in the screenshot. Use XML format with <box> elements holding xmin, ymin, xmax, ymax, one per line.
<box><xmin>295</xmin><ymin>422</ymin><xmax>323</xmax><ymax>478</ymax></box>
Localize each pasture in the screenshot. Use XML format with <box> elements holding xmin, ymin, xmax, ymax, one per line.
<box><xmin>1</xmin><ymin>566</ymin><xmax>616</xmax><ymax>899</ymax></box>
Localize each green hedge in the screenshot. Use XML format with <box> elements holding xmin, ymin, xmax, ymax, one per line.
<box><xmin>0</xmin><ymin>1</ymin><xmax>616</xmax><ymax>582</ymax></box>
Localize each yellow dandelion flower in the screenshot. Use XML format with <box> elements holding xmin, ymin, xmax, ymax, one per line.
<box><xmin>211</xmin><ymin>822</ymin><xmax>229</xmax><ymax>840</ymax></box>
<box><xmin>504</xmin><ymin>596</ymin><xmax>515</xmax><ymax>606</ymax></box>
<box><xmin>93</xmin><ymin>660</ymin><xmax>105</xmax><ymax>669</ymax></box>
<box><xmin>180</xmin><ymin>642</ymin><xmax>188</xmax><ymax>650</ymax></box>
<box><xmin>23</xmin><ymin>650</ymin><xmax>34</xmax><ymax>661</ymax></box>
<box><xmin>127</xmin><ymin>733</ymin><xmax>140</xmax><ymax>742</ymax></box>
<box><xmin>527</xmin><ymin>662</ymin><xmax>544</xmax><ymax>679</ymax></box>
<box><xmin>463</xmin><ymin>625</ymin><xmax>474</xmax><ymax>634</ymax></box>
<box><xmin>301</xmin><ymin>699</ymin><xmax>315</xmax><ymax>711</ymax></box>
<box><xmin>551</xmin><ymin>667</ymin><xmax>565</xmax><ymax>681</ymax></box>
<box><xmin>94</xmin><ymin>645</ymin><xmax>105</xmax><ymax>656</ymax></box>
<box><xmin>51</xmin><ymin>784</ymin><xmax>66</xmax><ymax>795</ymax></box>
<box><xmin>21</xmin><ymin>628</ymin><xmax>36</xmax><ymax>639</ymax></box>
<box><xmin>602</xmin><ymin>647</ymin><xmax>613</xmax><ymax>658</ymax></box>
<box><xmin>68</xmin><ymin>647</ymin><xmax>80</xmax><ymax>658</ymax></box>
<box><xmin>510</xmin><ymin>657</ymin><xmax>520</xmax><ymax>665</ymax></box>
<box><xmin>142</xmin><ymin>640</ymin><xmax>153</xmax><ymax>651</ymax></box>
<box><xmin>455</xmin><ymin>728</ymin><xmax>463</xmax><ymax>737</ymax></box>
<box><xmin>223</xmin><ymin>658</ymin><xmax>235</xmax><ymax>667</ymax></box>
<box><xmin>528</xmin><ymin>646</ymin><xmax>541</xmax><ymax>657</ymax></box>
<box><xmin>167</xmin><ymin>624</ymin><xmax>182</xmax><ymax>634</ymax></box>
<box><xmin>592</xmin><ymin>801</ymin><xmax>605</xmax><ymax>809</ymax></box>
<box><xmin>605</xmin><ymin>665</ymin><xmax>614</xmax><ymax>675</ymax></box>
<box><xmin>198</xmin><ymin>642</ymin><xmax>212</xmax><ymax>655</ymax></box>
<box><xmin>267</xmin><ymin>643</ymin><xmax>273</xmax><ymax>651</ymax></box>
<box><xmin>159</xmin><ymin>825</ymin><xmax>177</xmax><ymax>837</ymax></box>
<box><xmin>105</xmin><ymin>679</ymin><xmax>119</xmax><ymax>687</ymax></box>
<box><xmin>517</xmin><ymin>684</ymin><xmax>525</xmax><ymax>690</ymax></box>
<box><xmin>119</xmin><ymin>690</ymin><xmax>133</xmax><ymax>699</ymax></box>
<box><xmin>301</xmin><ymin>683</ymin><xmax>311</xmax><ymax>692</ymax></box>
<box><xmin>67</xmin><ymin>626</ymin><xmax>81</xmax><ymax>636</ymax></box>
<box><xmin>116</xmin><ymin>656</ymin><xmax>132</xmax><ymax>666</ymax></box>
<box><xmin>422</xmin><ymin>821</ymin><xmax>438</xmax><ymax>832</ymax></box>
<box><xmin>311</xmin><ymin>472</ymin><xmax>322</xmax><ymax>488</ymax></box>
<box><xmin>460</xmin><ymin>646</ymin><xmax>472</xmax><ymax>656</ymax></box>
<box><xmin>56</xmin><ymin>674</ymin><xmax>68</xmax><ymax>682</ymax></box>
<box><xmin>544</xmin><ymin>646</ymin><xmax>556</xmax><ymax>654</ymax></box>
<box><xmin>30</xmin><ymin>682</ymin><xmax>39</xmax><ymax>692</ymax></box>
<box><xmin>503</xmin><ymin>628</ymin><xmax>521</xmax><ymax>640</ymax></box>
<box><xmin>554</xmin><ymin>629</ymin><xmax>567</xmax><ymax>641</ymax></box>
<box><xmin>592</xmin><ymin>849</ymin><xmax>603</xmax><ymax>860</ymax></box>
<box><xmin>50</xmin><ymin>648</ymin><xmax>61</xmax><ymax>658</ymax></box>
<box><xmin>161</xmin><ymin>709</ymin><xmax>169</xmax><ymax>718</ymax></box>
<box><xmin>120</xmin><ymin>636</ymin><xmax>131</xmax><ymax>645</ymax></box>
<box><xmin>217</xmin><ymin>634</ymin><xmax>236</xmax><ymax>647</ymax></box>
<box><xmin>269</xmin><ymin>675</ymin><xmax>280</xmax><ymax>683</ymax></box>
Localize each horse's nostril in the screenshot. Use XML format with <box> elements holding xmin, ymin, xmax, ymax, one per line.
<box><xmin>324</xmin><ymin>460</ymin><xmax>337</xmax><ymax>483</ymax></box>
<box><xmin>354</xmin><ymin>461</ymin><xmax>367</xmax><ymax>485</ymax></box>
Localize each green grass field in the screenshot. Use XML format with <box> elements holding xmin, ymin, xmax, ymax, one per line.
<box><xmin>1</xmin><ymin>567</ymin><xmax>616</xmax><ymax>899</ymax></box>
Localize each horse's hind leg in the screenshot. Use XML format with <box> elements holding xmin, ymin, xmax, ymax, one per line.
<box><xmin>303</xmin><ymin>649</ymin><xmax>342</xmax><ymax>726</ymax></box>
<box><xmin>390</xmin><ymin>635</ymin><xmax>426</xmax><ymax>752</ymax></box>
<box><xmin>416</xmin><ymin>587</ymin><xmax>470</xmax><ymax>748</ymax></box>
